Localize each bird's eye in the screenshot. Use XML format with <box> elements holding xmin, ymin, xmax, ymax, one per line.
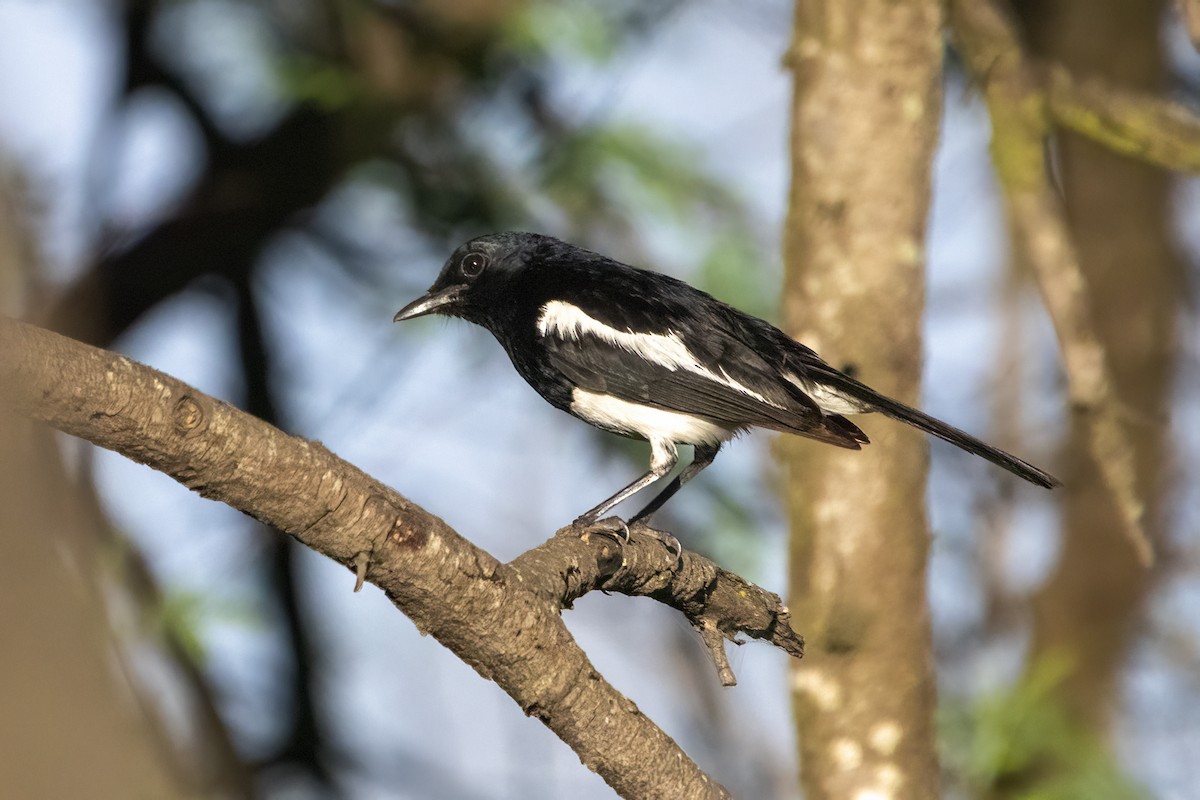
<box><xmin>461</xmin><ymin>253</ymin><xmax>488</xmax><ymax>277</ymax></box>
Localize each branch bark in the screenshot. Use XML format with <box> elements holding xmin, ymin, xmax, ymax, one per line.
<box><xmin>950</xmin><ymin>0</ymin><xmax>1154</xmax><ymax>566</ymax></box>
<box><xmin>0</xmin><ymin>315</ymin><xmax>807</xmax><ymax>800</ymax></box>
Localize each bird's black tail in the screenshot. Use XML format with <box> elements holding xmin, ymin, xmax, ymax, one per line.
<box><xmin>816</xmin><ymin>372</ymin><xmax>1061</xmax><ymax>489</ymax></box>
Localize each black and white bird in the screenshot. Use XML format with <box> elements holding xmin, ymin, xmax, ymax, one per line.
<box><xmin>395</xmin><ymin>232</ymin><xmax>1059</xmax><ymax>529</ymax></box>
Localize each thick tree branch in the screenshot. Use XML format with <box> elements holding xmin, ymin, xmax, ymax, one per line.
<box><xmin>950</xmin><ymin>0</ymin><xmax>1154</xmax><ymax>566</ymax></box>
<box><xmin>0</xmin><ymin>315</ymin><xmax>805</xmax><ymax>799</ymax></box>
<box><xmin>1045</xmin><ymin>65</ymin><xmax>1200</xmax><ymax>174</ymax></box>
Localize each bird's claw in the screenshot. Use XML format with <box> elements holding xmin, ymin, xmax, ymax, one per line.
<box><xmin>646</xmin><ymin>528</ymin><xmax>683</xmax><ymax>563</ymax></box>
<box><xmin>574</xmin><ymin>515</ymin><xmax>630</xmax><ymax>545</ymax></box>
<box><xmin>573</xmin><ymin>517</ymin><xmax>682</xmax><ymax>564</ymax></box>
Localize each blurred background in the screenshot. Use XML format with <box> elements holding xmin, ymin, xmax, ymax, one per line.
<box><xmin>0</xmin><ymin>1</ymin><xmax>1197</xmax><ymax>798</ymax></box>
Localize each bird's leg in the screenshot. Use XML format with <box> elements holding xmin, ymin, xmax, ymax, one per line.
<box><xmin>572</xmin><ymin>440</ymin><xmax>679</xmax><ymax>541</ymax></box>
<box><xmin>629</xmin><ymin>442</ymin><xmax>721</xmax><ymax>524</ymax></box>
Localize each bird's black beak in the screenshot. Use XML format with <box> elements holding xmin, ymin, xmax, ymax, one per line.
<box><xmin>393</xmin><ymin>285</ymin><xmax>465</xmax><ymax>322</ymax></box>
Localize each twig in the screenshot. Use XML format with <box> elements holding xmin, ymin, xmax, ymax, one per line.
<box><xmin>352</xmin><ymin>550</ymin><xmax>370</xmax><ymax>592</ymax></box>
<box><xmin>950</xmin><ymin>0</ymin><xmax>1154</xmax><ymax>566</ymax></box>
<box><xmin>697</xmin><ymin>620</ymin><xmax>738</xmax><ymax>688</ymax></box>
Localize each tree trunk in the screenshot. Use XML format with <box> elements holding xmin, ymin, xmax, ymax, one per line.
<box><xmin>782</xmin><ymin>3</ymin><xmax>944</xmax><ymax>798</ymax></box>
<box><xmin>1014</xmin><ymin>0</ymin><xmax>1180</xmax><ymax>732</ymax></box>
<box><xmin>0</xmin><ymin>177</ymin><xmax>193</xmax><ymax>797</ymax></box>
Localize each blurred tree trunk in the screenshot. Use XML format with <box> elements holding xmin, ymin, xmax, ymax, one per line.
<box><xmin>0</xmin><ymin>174</ymin><xmax>258</xmax><ymax>796</ymax></box>
<box><xmin>1013</xmin><ymin>0</ymin><xmax>1181</xmax><ymax>732</ymax></box>
<box><xmin>782</xmin><ymin>3</ymin><xmax>944</xmax><ymax>798</ymax></box>
<box><xmin>0</xmin><ymin>424</ymin><xmax>194</xmax><ymax>798</ymax></box>
<box><xmin>0</xmin><ymin>198</ymin><xmax>190</xmax><ymax>797</ymax></box>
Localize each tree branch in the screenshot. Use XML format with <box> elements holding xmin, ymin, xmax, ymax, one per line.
<box><xmin>0</xmin><ymin>315</ymin><xmax>803</xmax><ymax>798</ymax></box>
<box><xmin>950</xmin><ymin>0</ymin><xmax>1154</xmax><ymax>566</ymax></box>
<box><xmin>510</xmin><ymin>527</ymin><xmax>804</xmax><ymax>687</ymax></box>
<box><xmin>1045</xmin><ymin>64</ymin><xmax>1200</xmax><ymax>174</ymax></box>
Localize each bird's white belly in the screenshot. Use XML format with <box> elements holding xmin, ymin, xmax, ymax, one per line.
<box><xmin>570</xmin><ymin>388</ymin><xmax>735</xmax><ymax>446</ymax></box>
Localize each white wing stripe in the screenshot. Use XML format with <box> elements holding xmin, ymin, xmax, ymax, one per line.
<box><xmin>539</xmin><ymin>301</ymin><xmax>778</xmax><ymax>406</ymax></box>
<box><xmin>783</xmin><ymin>372</ymin><xmax>868</xmax><ymax>414</ymax></box>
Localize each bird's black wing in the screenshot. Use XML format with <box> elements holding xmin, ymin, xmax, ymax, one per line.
<box><xmin>537</xmin><ymin>288</ymin><xmax>865</xmax><ymax>448</ymax></box>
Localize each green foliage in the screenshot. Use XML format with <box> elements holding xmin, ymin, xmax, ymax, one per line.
<box><xmin>540</xmin><ymin>123</ymin><xmax>743</xmax><ymax>222</ymax></box>
<box><xmin>538</xmin><ymin>121</ymin><xmax>771</xmax><ymax>303</ymax></box>
<box><xmin>503</xmin><ymin>1</ymin><xmax>622</xmax><ymax>62</ymax></box>
<box><xmin>104</xmin><ymin>528</ymin><xmax>263</xmax><ymax>665</ymax></box>
<box><xmin>940</xmin><ymin>654</ymin><xmax>1148</xmax><ymax>800</ymax></box>
<box><xmin>155</xmin><ymin>591</ymin><xmax>212</xmax><ymax>663</ymax></box>
<box><xmin>151</xmin><ymin>590</ymin><xmax>261</xmax><ymax>664</ymax></box>
<box><xmin>277</xmin><ymin>56</ymin><xmax>366</xmax><ymax>111</ymax></box>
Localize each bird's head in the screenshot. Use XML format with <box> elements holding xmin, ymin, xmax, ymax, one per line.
<box><xmin>393</xmin><ymin>231</ymin><xmax>543</xmax><ymax>328</ymax></box>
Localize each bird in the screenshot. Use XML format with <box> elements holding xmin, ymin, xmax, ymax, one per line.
<box><xmin>394</xmin><ymin>231</ymin><xmax>1059</xmax><ymax>532</ymax></box>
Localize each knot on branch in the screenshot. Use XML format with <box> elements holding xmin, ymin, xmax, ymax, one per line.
<box><xmin>387</xmin><ymin>518</ymin><xmax>427</xmax><ymax>550</ymax></box>
<box><xmin>172</xmin><ymin>394</ymin><xmax>205</xmax><ymax>434</ymax></box>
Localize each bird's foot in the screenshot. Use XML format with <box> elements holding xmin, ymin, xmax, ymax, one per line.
<box><xmin>570</xmin><ymin>517</ymin><xmax>681</xmax><ymax>564</ymax></box>
<box><xmin>573</xmin><ymin>515</ymin><xmax>630</xmax><ymax>545</ymax></box>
